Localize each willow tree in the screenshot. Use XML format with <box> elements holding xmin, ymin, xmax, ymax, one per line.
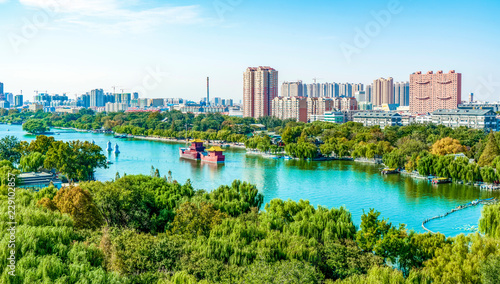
<box><xmin>479</xmin><ymin>204</ymin><xmax>500</xmax><ymax>238</ymax></box>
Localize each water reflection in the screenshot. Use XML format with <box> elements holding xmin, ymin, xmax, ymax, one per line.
<box><xmin>3</xmin><ymin>124</ymin><xmax>500</xmax><ymax>236</ymax></box>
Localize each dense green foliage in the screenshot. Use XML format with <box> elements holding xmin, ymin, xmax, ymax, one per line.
<box><xmin>2</xmin><ymin>172</ymin><xmax>500</xmax><ymax>283</ymax></box>
<box><xmin>22</xmin><ymin>119</ymin><xmax>48</xmax><ymax>134</ymax></box>
<box><xmin>480</xmin><ymin>203</ymin><xmax>500</xmax><ymax>238</ymax></box>
<box><xmin>0</xmin><ymin>135</ymin><xmax>107</xmax><ymax>181</ymax></box>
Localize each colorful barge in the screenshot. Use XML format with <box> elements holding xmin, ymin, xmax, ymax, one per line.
<box><xmin>179</xmin><ymin>140</ymin><xmax>225</xmax><ymax>163</ymax></box>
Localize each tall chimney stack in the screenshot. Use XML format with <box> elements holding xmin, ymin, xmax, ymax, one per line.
<box><xmin>207</xmin><ymin>77</ymin><xmax>210</xmax><ymax>106</ymax></box>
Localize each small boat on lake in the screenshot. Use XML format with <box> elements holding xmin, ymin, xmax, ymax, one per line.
<box><xmin>381</xmin><ymin>168</ymin><xmax>399</xmax><ymax>175</ymax></box>
<box><xmin>432</xmin><ymin>178</ymin><xmax>452</xmax><ymax>184</ymax></box>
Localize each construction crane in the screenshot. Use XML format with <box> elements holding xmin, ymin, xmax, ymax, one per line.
<box><xmin>111</xmin><ymin>86</ymin><xmax>123</xmax><ymax>94</ymax></box>
<box><xmin>312</xmin><ymin>77</ymin><xmax>324</xmax><ymax>84</ymax></box>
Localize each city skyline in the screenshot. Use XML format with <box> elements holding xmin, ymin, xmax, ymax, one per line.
<box><xmin>1</xmin><ymin>0</ymin><xmax>500</xmax><ymax>101</ymax></box>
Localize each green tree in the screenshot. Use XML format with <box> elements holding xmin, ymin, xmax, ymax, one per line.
<box><xmin>83</xmin><ymin>175</ymin><xmax>194</xmax><ymax>234</ymax></box>
<box><xmin>205</xmin><ymin>180</ymin><xmax>264</xmax><ymax>217</ymax></box>
<box><xmin>419</xmin><ymin>234</ymin><xmax>500</xmax><ymax>283</ymax></box>
<box><xmin>0</xmin><ymin>136</ymin><xmax>22</xmax><ymax>163</ymax></box>
<box><xmin>170</xmin><ymin>202</ymin><xmax>228</xmax><ymax>238</ymax></box>
<box><xmin>44</xmin><ymin>140</ymin><xmax>107</xmax><ymax>181</ymax></box>
<box><xmin>417</xmin><ymin>153</ymin><xmax>435</xmax><ymax>176</ymax></box>
<box><xmin>23</xmin><ymin>118</ymin><xmax>48</xmax><ymax>134</ymax></box>
<box><xmin>479</xmin><ymin>204</ymin><xmax>500</xmax><ymax>238</ymax></box>
<box><xmin>481</xmin><ymin>166</ymin><xmax>497</xmax><ymax>183</ymax></box>
<box><xmin>19</xmin><ymin>152</ymin><xmax>46</xmax><ymax>172</ymax></box>
<box><xmin>382</xmin><ymin>150</ymin><xmax>405</xmax><ymax>169</ymax></box>
<box><xmin>241</xmin><ymin>259</ymin><xmax>324</xmax><ymax>284</ymax></box>
<box><xmin>481</xmin><ymin>254</ymin><xmax>500</xmax><ymax>284</ymax></box>
<box><xmin>53</xmin><ymin>186</ymin><xmax>105</xmax><ymax>230</ymax></box>
<box><xmin>478</xmin><ymin>132</ymin><xmax>500</xmax><ymax>166</ymax></box>
<box><xmin>320</xmin><ymin>239</ymin><xmax>383</xmax><ymax>280</ymax></box>
<box><xmin>356</xmin><ymin>209</ymin><xmax>392</xmax><ymax>253</ymax></box>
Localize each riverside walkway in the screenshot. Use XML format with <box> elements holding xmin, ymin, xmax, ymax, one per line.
<box><xmin>422</xmin><ymin>198</ymin><xmax>498</xmax><ymax>233</ymax></box>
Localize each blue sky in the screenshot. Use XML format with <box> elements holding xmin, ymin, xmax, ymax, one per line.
<box><xmin>1</xmin><ymin>0</ymin><xmax>499</xmax><ymax>102</ymax></box>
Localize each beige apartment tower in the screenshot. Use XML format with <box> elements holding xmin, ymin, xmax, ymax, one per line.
<box><xmin>243</xmin><ymin>66</ymin><xmax>278</xmax><ymax>118</ymax></box>
<box><xmin>372</xmin><ymin>77</ymin><xmax>394</xmax><ymax>106</ymax></box>
<box><xmin>271</xmin><ymin>96</ymin><xmax>308</xmax><ymax>122</ymax></box>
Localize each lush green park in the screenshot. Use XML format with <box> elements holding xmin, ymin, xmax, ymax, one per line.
<box><xmin>1</xmin><ymin>172</ymin><xmax>500</xmax><ymax>283</ymax></box>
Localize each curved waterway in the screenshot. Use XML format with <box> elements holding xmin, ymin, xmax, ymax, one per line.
<box><xmin>3</xmin><ymin>124</ymin><xmax>499</xmax><ymax>236</ymax></box>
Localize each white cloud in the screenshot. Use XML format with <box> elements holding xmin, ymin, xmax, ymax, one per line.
<box><xmin>17</xmin><ymin>0</ymin><xmax>206</xmax><ymax>33</ymax></box>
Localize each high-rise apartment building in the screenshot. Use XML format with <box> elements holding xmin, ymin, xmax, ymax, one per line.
<box><xmin>372</xmin><ymin>78</ymin><xmax>394</xmax><ymax>106</ymax></box>
<box><xmin>149</xmin><ymin>98</ymin><xmax>165</xmax><ymax>107</ymax></box>
<box><xmin>80</xmin><ymin>94</ymin><xmax>90</xmax><ymax>108</ymax></box>
<box><xmin>14</xmin><ymin>95</ymin><xmax>23</xmax><ymax>107</ymax></box>
<box><xmin>394</xmin><ymin>82</ymin><xmax>410</xmax><ymax>106</ymax></box>
<box><xmin>90</xmin><ymin>89</ymin><xmax>104</xmax><ymax>108</ymax></box>
<box><xmin>341</xmin><ymin>97</ymin><xmax>358</xmax><ymax>111</ymax></box>
<box><xmin>366</xmin><ymin>85</ymin><xmax>373</xmax><ymax>103</ymax></box>
<box><xmin>330</xmin><ymin>83</ymin><xmax>340</xmax><ymax>97</ymax></box>
<box><xmin>353</xmin><ymin>83</ymin><xmax>364</xmax><ymax>93</ymax></box>
<box><xmin>0</xmin><ymin>82</ymin><xmax>4</xmax><ymax>97</ymax></box>
<box><xmin>6</xmin><ymin>93</ymin><xmax>14</xmax><ymax>105</ymax></box>
<box><xmin>409</xmin><ymin>70</ymin><xmax>462</xmax><ymax>114</ymax></box>
<box><xmin>281</xmin><ymin>81</ymin><xmax>303</xmax><ymax>97</ymax></box>
<box><xmin>105</xmin><ymin>102</ymin><xmax>128</xmax><ymax>113</ymax></box>
<box><xmin>271</xmin><ymin>96</ymin><xmax>308</xmax><ymax>122</ymax></box>
<box><xmin>355</xmin><ymin>91</ymin><xmax>367</xmax><ymax>102</ymax></box>
<box><xmin>243</xmin><ymin>66</ymin><xmax>278</xmax><ymax>118</ymax></box>
<box><xmin>303</xmin><ymin>83</ymin><xmax>320</xmax><ymax>98</ymax></box>
<box><xmin>339</xmin><ymin>83</ymin><xmax>353</xmax><ymax>97</ymax></box>
<box><xmin>306</xmin><ymin>97</ymin><xmax>335</xmax><ymax>122</ymax></box>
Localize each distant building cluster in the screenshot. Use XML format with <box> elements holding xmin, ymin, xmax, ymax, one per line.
<box><xmin>0</xmin><ymin>81</ymin><xmax>242</xmax><ymax>117</ymax></box>
<box><xmin>1</xmin><ymin>66</ymin><xmax>497</xmax><ymax>132</ymax></box>
<box><xmin>241</xmin><ymin>67</ymin><xmax>498</xmax><ymax>131</ymax></box>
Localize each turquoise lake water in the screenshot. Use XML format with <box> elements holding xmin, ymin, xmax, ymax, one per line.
<box><xmin>3</xmin><ymin>124</ymin><xmax>499</xmax><ymax>236</ymax></box>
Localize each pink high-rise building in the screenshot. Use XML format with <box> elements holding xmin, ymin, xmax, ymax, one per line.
<box><xmin>243</xmin><ymin>66</ymin><xmax>278</xmax><ymax>118</ymax></box>
<box><xmin>409</xmin><ymin>70</ymin><xmax>462</xmax><ymax>114</ymax></box>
